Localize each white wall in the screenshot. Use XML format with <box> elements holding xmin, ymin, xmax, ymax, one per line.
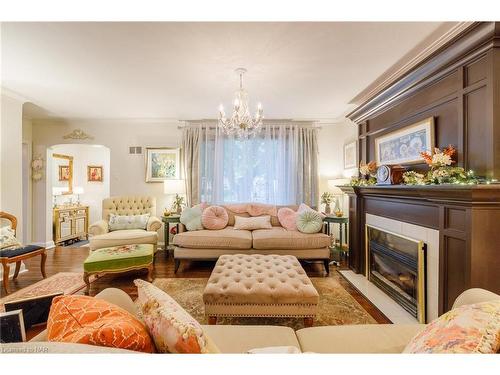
<box><xmin>49</xmin><ymin>144</ymin><xmax>110</xmax><ymax>225</ymax></box>
<box><xmin>0</xmin><ymin>94</ymin><xmax>24</xmax><ymax>241</ymax></box>
<box><xmin>32</xmin><ymin>119</ymin><xmax>182</xmax><ymax>245</ymax></box>
<box><xmin>317</xmin><ymin>119</ymin><xmax>358</xmax><ymax>211</ymax></box>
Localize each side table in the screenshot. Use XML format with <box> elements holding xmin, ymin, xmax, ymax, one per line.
<box><xmin>161</xmin><ymin>215</ymin><xmax>181</xmax><ymax>256</ymax></box>
<box><xmin>323</xmin><ymin>216</ymin><xmax>349</xmax><ymax>266</ymax></box>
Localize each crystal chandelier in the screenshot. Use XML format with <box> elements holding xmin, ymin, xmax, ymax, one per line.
<box><xmin>218</xmin><ymin>68</ymin><xmax>263</xmax><ymax>138</ymax></box>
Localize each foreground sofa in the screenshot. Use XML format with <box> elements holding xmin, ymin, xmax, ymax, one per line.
<box><xmin>173</xmin><ymin>204</ymin><xmax>331</xmax><ymax>274</ymax></box>
<box><xmin>3</xmin><ymin>287</ymin><xmax>497</xmax><ymax>353</ymax></box>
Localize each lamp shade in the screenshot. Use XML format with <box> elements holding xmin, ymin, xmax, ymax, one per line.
<box><xmin>52</xmin><ymin>186</ymin><xmax>68</xmax><ymax>196</ymax></box>
<box><xmin>164</xmin><ymin>179</ymin><xmax>186</xmax><ymax>195</ymax></box>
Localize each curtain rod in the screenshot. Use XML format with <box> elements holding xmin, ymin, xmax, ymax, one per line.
<box><xmin>177</xmin><ymin>123</ymin><xmax>322</xmax><ymax>130</ymax></box>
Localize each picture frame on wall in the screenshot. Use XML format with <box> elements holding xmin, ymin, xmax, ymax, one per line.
<box><xmin>375</xmin><ymin>117</ymin><xmax>435</xmax><ymax>165</ymax></box>
<box><xmin>58</xmin><ymin>165</ymin><xmax>71</xmax><ymax>181</ymax></box>
<box><xmin>145</xmin><ymin>147</ymin><xmax>180</xmax><ymax>183</ymax></box>
<box><xmin>87</xmin><ymin>165</ymin><xmax>103</xmax><ymax>182</ymax></box>
<box><xmin>344</xmin><ymin>140</ymin><xmax>357</xmax><ymax>169</ymax></box>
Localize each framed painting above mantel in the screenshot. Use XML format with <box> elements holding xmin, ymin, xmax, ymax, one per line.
<box><xmin>375</xmin><ymin>117</ymin><xmax>435</xmax><ymax>166</ymax></box>
<box><xmin>145</xmin><ymin>147</ymin><xmax>180</xmax><ymax>182</ymax></box>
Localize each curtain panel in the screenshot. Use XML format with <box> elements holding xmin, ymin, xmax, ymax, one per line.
<box><xmin>181</xmin><ymin>122</ymin><xmax>319</xmax><ymax>207</ymax></box>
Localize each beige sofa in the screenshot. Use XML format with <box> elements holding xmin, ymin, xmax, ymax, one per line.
<box><xmin>88</xmin><ymin>196</ymin><xmax>162</xmax><ymax>252</ymax></box>
<box><xmin>2</xmin><ymin>287</ymin><xmax>497</xmax><ymax>353</ymax></box>
<box><xmin>173</xmin><ymin>204</ymin><xmax>331</xmax><ymax>274</ymax></box>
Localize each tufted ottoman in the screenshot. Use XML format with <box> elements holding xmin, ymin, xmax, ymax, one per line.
<box><xmin>203</xmin><ymin>254</ymin><xmax>319</xmax><ymax>326</ymax></box>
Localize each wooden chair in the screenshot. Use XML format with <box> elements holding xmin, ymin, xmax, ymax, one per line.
<box><xmin>0</xmin><ymin>212</ymin><xmax>47</xmax><ymax>294</ymax></box>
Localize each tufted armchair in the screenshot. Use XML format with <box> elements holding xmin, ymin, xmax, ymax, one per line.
<box><xmin>88</xmin><ymin>196</ymin><xmax>162</xmax><ymax>252</ymax></box>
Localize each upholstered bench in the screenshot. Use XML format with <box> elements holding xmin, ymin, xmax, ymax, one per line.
<box><xmin>203</xmin><ymin>254</ymin><xmax>319</xmax><ymax>327</ymax></box>
<box><xmin>83</xmin><ymin>244</ymin><xmax>154</xmax><ymax>293</ymax></box>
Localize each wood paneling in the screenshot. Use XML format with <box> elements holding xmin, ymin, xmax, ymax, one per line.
<box><xmin>441</xmin><ymin>236</ymin><xmax>468</xmax><ymax>312</ymax></box>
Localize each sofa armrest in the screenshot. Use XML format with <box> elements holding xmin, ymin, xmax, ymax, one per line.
<box><xmin>452</xmin><ymin>288</ymin><xmax>500</xmax><ymax>309</ymax></box>
<box><xmin>89</xmin><ymin>220</ymin><xmax>109</xmax><ymax>236</ymax></box>
<box><xmin>147</xmin><ymin>216</ymin><xmax>162</xmax><ymax>232</ymax></box>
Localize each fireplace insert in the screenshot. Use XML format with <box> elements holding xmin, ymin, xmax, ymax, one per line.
<box><xmin>366</xmin><ymin>225</ymin><xmax>426</xmax><ymax>323</ymax></box>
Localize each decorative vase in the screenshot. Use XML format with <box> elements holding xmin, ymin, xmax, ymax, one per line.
<box><xmin>324</xmin><ymin>203</ymin><xmax>331</xmax><ymax>215</ymax></box>
<box><xmin>334</xmin><ymin>197</ymin><xmax>343</xmax><ymax>217</ymax></box>
<box><xmin>176</xmin><ymin>206</ymin><xmax>182</xmax><ymax>215</ymax></box>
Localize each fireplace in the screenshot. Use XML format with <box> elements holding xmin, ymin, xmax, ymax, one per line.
<box><xmin>366</xmin><ymin>225</ymin><xmax>426</xmax><ymax>323</ymax></box>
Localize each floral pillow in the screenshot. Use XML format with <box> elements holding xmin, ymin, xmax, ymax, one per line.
<box><xmin>134</xmin><ymin>279</ymin><xmax>219</xmax><ymax>354</ymax></box>
<box><xmin>403</xmin><ymin>300</ymin><xmax>500</xmax><ymax>353</ymax></box>
<box><xmin>0</xmin><ymin>227</ymin><xmax>21</xmax><ymax>250</ymax></box>
<box><xmin>108</xmin><ymin>213</ymin><xmax>150</xmax><ymax>231</ymax></box>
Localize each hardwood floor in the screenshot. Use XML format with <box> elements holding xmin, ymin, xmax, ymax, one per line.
<box><xmin>3</xmin><ymin>246</ymin><xmax>391</xmax><ymax>326</ymax></box>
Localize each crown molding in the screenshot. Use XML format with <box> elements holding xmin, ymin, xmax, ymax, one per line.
<box><xmin>349</xmin><ymin>22</ymin><xmax>475</xmax><ymax>107</ymax></box>
<box><xmin>0</xmin><ymin>86</ymin><xmax>30</xmax><ymax>102</ymax></box>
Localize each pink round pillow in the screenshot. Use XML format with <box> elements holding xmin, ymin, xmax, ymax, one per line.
<box><xmin>277</xmin><ymin>207</ymin><xmax>298</xmax><ymax>231</ymax></box>
<box><xmin>201</xmin><ymin>205</ymin><xmax>229</xmax><ymax>230</ymax></box>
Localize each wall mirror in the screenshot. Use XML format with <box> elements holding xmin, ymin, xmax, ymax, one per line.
<box><xmin>52</xmin><ymin>153</ymin><xmax>73</xmax><ymax>195</ymax></box>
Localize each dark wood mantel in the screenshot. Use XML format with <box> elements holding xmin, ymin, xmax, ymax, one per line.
<box><xmin>340</xmin><ymin>184</ymin><xmax>500</xmax><ymax>314</ymax></box>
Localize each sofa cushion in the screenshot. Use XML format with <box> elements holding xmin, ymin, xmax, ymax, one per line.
<box><xmin>202</xmin><ymin>325</ymin><xmax>300</xmax><ymax>353</ymax></box>
<box><xmin>296</xmin><ymin>324</ymin><xmax>426</xmax><ymax>353</ymax></box>
<box><xmin>201</xmin><ymin>205</ymin><xmax>229</xmax><ymax>230</ymax></box>
<box><xmin>47</xmin><ymin>295</ymin><xmax>155</xmax><ymax>353</ymax></box>
<box><xmin>173</xmin><ymin>227</ymin><xmax>252</xmax><ymax>249</ymax></box>
<box><xmin>277</xmin><ymin>207</ymin><xmax>298</xmax><ymax>231</ymax></box>
<box><xmin>403</xmin><ymin>300</ymin><xmax>500</xmax><ymax>353</ymax></box>
<box><xmin>180</xmin><ymin>206</ymin><xmax>204</xmax><ymax>231</ymax></box>
<box><xmin>89</xmin><ymin>229</ymin><xmax>158</xmax><ymax>251</ymax></box>
<box><xmin>296</xmin><ymin>210</ymin><xmax>323</xmax><ymax>233</ymax></box>
<box><xmin>2</xmin><ymin>341</ymin><xmax>140</xmax><ymax>354</ymax></box>
<box><xmin>135</xmin><ymin>279</ymin><xmax>219</xmax><ymax>353</ymax></box>
<box><xmin>252</xmin><ymin>227</ymin><xmax>330</xmax><ymax>250</ymax></box>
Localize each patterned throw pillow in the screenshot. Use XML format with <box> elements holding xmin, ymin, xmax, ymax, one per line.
<box><xmin>277</xmin><ymin>207</ymin><xmax>298</xmax><ymax>231</ymax></box>
<box><xmin>134</xmin><ymin>279</ymin><xmax>219</xmax><ymax>353</ymax></box>
<box><xmin>180</xmin><ymin>206</ymin><xmax>204</xmax><ymax>231</ymax></box>
<box><xmin>47</xmin><ymin>295</ymin><xmax>154</xmax><ymax>353</ymax></box>
<box><xmin>0</xmin><ymin>227</ymin><xmax>21</xmax><ymax>250</ymax></box>
<box><xmin>233</xmin><ymin>215</ymin><xmax>272</xmax><ymax>230</ymax></box>
<box><xmin>201</xmin><ymin>206</ymin><xmax>229</xmax><ymax>230</ymax></box>
<box><xmin>296</xmin><ymin>210</ymin><xmax>323</xmax><ymax>233</ymax></box>
<box><xmin>108</xmin><ymin>213</ymin><xmax>150</xmax><ymax>231</ymax></box>
<box><xmin>403</xmin><ymin>300</ymin><xmax>500</xmax><ymax>353</ymax></box>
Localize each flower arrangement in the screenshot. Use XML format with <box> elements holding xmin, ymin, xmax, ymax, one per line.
<box><xmin>359</xmin><ymin>160</ymin><xmax>377</xmax><ymax>177</ymax></box>
<box><xmin>402</xmin><ymin>171</ymin><xmax>426</xmax><ymax>185</ymax></box>
<box><xmin>421</xmin><ymin>145</ymin><xmax>456</xmax><ymax>168</ymax></box>
<box><xmin>350</xmin><ymin>176</ymin><xmax>377</xmax><ymax>186</ymax></box>
<box><xmin>321</xmin><ymin>191</ymin><xmax>334</xmax><ymax>204</ymax></box>
<box><xmin>171</xmin><ymin>194</ymin><xmax>185</xmax><ymax>214</ymax></box>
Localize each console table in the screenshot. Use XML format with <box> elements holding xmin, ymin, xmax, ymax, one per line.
<box><xmin>323</xmin><ymin>216</ymin><xmax>349</xmax><ymax>266</ymax></box>
<box><xmin>53</xmin><ymin>205</ymin><xmax>89</xmax><ymax>245</ymax></box>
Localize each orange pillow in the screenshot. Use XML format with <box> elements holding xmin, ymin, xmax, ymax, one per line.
<box><xmin>47</xmin><ymin>295</ymin><xmax>154</xmax><ymax>353</ymax></box>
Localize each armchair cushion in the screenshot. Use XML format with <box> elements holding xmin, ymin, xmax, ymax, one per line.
<box><xmin>89</xmin><ymin>220</ymin><xmax>109</xmax><ymax>236</ymax></box>
<box><xmin>146</xmin><ymin>216</ymin><xmax>162</xmax><ymax>232</ymax></box>
<box><xmin>109</xmin><ymin>213</ymin><xmax>150</xmax><ymax>231</ymax></box>
<box><xmin>0</xmin><ymin>227</ymin><xmax>22</xmax><ymax>250</ymax></box>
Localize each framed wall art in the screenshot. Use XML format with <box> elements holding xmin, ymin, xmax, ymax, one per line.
<box><xmin>145</xmin><ymin>147</ymin><xmax>180</xmax><ymax>182</ymax></box>
<box><xmin>375</xmin><ymin>117</ymin><xmax>435</xmax><ymax>165</ymax></box>
<box><xmin>87</xmin><ymin>165</ymin><xmax>103</xmax><ymax>182</ymax></box>
<box><xmin>344</xmin><ymin>140</ymin><xmax>357</xmax><ymax>169</ymax></box>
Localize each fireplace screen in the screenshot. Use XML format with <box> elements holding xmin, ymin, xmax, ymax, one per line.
<box><xmin>366</xmin><ymin>225</ymin><xmax>426</xmax><ymax>323</ymax></box>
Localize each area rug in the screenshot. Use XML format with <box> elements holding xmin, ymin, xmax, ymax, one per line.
<box><xmin>0</xmin><ymin>272</ymin><xmax>94</xmax><ymax>311</ymax></box>
<box><xmin>153</xmin><ymin>277</ymin><xmax>377</xmax><ymax>330</ymax></box>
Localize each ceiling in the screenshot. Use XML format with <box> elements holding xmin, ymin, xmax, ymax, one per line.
<box><xmin>1</xmin><ymin>22</ymin><xmax>454</xmax><ymax>121</ymax></box>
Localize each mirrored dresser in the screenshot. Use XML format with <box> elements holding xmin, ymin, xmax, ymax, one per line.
<box><xmin>53</xmin><ymin>205</ymin><xmax>89</xmax><ymax>245</ymax></box>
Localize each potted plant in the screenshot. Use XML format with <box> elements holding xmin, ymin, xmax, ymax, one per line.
<box><xmin>171</xmin><ymin>194</ymin><xmax>185</xmax><ymax>214</ymax></box>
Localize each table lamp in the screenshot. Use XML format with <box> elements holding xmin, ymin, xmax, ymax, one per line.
<box><xmin>73</xmin><ymin>186</ymin><xmax>84</xmax><ymax>205</ymax></box>
<box><xmin>163</xmin><ymin>179</ymin><xmax>186</xmax><ymax>214</ymax></box>
<box><xmin>327</xmin><ymin>179</ymin><xmax>349</xmax><ymax>217</ymax></box>
<box><xmin>52</xmin><ymin>187</ymin><xmax>67</xmax><ymax>208</ymax></box>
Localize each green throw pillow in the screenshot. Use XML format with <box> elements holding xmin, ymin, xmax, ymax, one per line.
<box><xmin>296</xmin><ymin>210</ymin><xmax>323</xmax><ymax>233</ymax></box>
<box><xmin>180</xmin><ymin>207</ymin><xmax>204</xmax><ymax>231</ymax></box>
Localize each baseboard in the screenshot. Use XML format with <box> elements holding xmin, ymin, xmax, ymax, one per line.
<box><xmin>31</xmin><ymin>241</ymin><xmax>55</xmax><ymax>250</ymax></box>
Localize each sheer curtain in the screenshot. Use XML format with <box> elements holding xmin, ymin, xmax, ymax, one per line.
<box><xmin>182</xmin><ymin>121</ymin><xmax>318</xmax><ymax>206</ymax></box>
